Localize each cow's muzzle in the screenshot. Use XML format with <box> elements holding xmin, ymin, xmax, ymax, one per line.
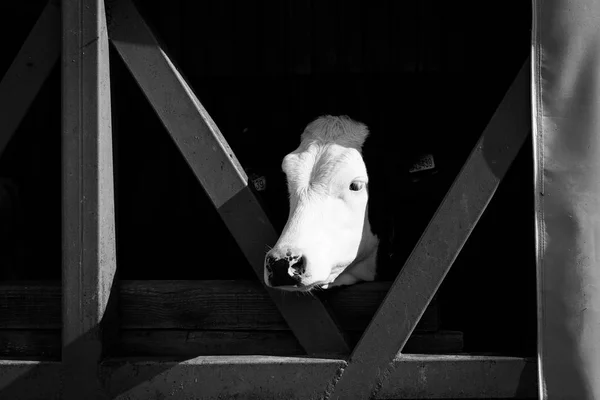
<box><xmin>264</xmin><ymin>249</ymin><xmax>306</xmax><ymax>288</ymax></box>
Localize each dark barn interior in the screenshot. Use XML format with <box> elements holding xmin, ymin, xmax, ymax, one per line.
<box><xmin>0</xmin><ymin>1</ymin><xmax>535</xmax><ymax>358</ymax></box>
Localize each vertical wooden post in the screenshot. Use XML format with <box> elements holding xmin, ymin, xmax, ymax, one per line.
<box><xmin>62</xmin><ymin>0</ymin><xmax>117</xmax><ymax>398</ymax></box>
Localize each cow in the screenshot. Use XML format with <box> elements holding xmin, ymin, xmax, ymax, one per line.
<box><xmin>263</xmin><ymin>115</ymin><xmax>383</xmax><ymax>292</ymax></box>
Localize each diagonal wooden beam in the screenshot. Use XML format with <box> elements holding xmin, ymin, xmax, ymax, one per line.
<box><xmin>107</xmin><ymin>0</ymin><xmax>349</xmax><ymax>356</ymax></box>
<box><xmin>0</xmin><ymin>0</ymin><xmax>60</xmax><ymax>157</ymax></box>
<box><xmin>62</xmin><ymin>0</ymin><xmax>119</xmax><ymax>398</ymax></box>
<box><xmin>328</xmin><ymin>59</ymin><xmax>531</xmax><ymax>399</ymax></box>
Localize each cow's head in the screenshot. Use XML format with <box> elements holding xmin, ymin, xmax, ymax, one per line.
<box><xmin>264</xmin><ymin>116</ymin><xmax>379</xmax><ymax>291</ymax></box>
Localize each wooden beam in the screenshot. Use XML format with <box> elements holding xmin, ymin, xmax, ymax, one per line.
<box><xmin>379</xmin><ymin>355</ymin><xmax>538</xmax><ymax>399</ymax></box>
<box><xmin>98</xmin><ymin>356</ymin><xmax>535</xmax><ymax>400</ymax></box>
<box><xmin>116</xmin><ymin>330</ymin><xmax>462</xmax><ymax>358</ymax></box>
<box><xmin>0</xmin><ymin>356</ymin><xmax>535</xmax><ymax>400</ymax></box>
<box><xmin>0</xmin><ymin>328</ymin><xmax>461</xmax><ymax>359</ymax></box>
<box><xmin>329</xmin><ymin>59</ymin><xmax>532</xmax><ymax>399</ymax></box>
<box><xmin>107</xmin><ymin>0</ymin><xmax>349</xmax><ymax>355</ymax></box>
<box><xmin>101</xmin><ymin>356</ymin><xmax>346</xmax><ymax>400</ymax></box>
<box><xmin>62</xmin><ymin>0</ymin><xmax>118</xmax><ymax>398</ymax></box>
<box><xmin>0</xmin><ymin>280</ymin><xmax>439</xmax><ymax>332</ymax></box>
<box><xmin>0</xmin><ymin>282</ymin><xmax>61</xmax><ymax>329</ymax></box>
<box><xmin>0</xmin><ymin>361</ymin><xmax>62</xmax><ymax>400</ymax></box>
<box><xmin>0</xmin><ymin>0</ymin><xmax>60</xmax><ymax>157</ymax></box>
<box><xmin>0</xmin><ymin>330</ymin><xmax>61</xmax><ymax>359</ymax></box>
<box><xmin>118</xmin><ymin>280</ymin><xmax>438</xmax><ymax>332</ymax></box>
<box><xmin>0</xmin><ymin>329</ymin><xmax>463</xmax><ymax>361</ymax></box>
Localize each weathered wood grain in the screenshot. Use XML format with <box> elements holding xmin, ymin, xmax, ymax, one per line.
<box><xmin>62</xmin><ymin>0</ymin><xmax>118</xmax><ymax>398</ymax></box>
<box><xmin>101</xmin><ymin>356</ymin><xmax>347</xmax><ymax>400</ymax></box>
<box><xmin>0</xmin><ymin>282</ymin><xmax>61</xmax><ymax>329</ymax></box>
<box><xmin>1</xmin><ymin>280</ymin><xmax>438</xmax><ymax>332</ymax></box>
<box><xmin>0</xmin><ymin>356</ymin><xmax>535</xmax><ymax>400</ymax></box>
<box><xmin>0</xmin><ymin>330</ymin><xmax>60</xmax><ymax>359</ymax></box>
<box><xmin>379</xmin><ymin>355</ymin><xmax>538</xmax><ymax>399</ymax></box>
<box><xmin>0</xmin><ymin>329</ymin><xmax>462</xmax><ymax>359</ymax></box>
<box><xmin>99</xmin><ymin>356</ymin><xmax>535</xmax><ymax>400</ymax></box>
<box><xmin>117</xmin><ymin>330</ymin><xmax>462</xmax><ymax>357</ymax></box>
<box><xmin>117</xmin><ymin>330</ymin><xmax>305</xmax><ymax>357</ymax></box>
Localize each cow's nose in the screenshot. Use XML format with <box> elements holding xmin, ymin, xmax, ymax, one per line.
<box><xmin>265</xmin><ymin>252</ymin><xmax>306</xmax><ymax>287</ymax></box>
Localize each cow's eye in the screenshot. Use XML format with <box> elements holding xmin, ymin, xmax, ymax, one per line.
<box><xmin>349</xmin><ymin>181</ymin><xmax>365</xmax><ymax>192</ymax></box>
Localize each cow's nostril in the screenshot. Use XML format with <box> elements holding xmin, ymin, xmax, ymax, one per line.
<box><xmin>266</xmin><ymin>256</ymin><xmax>302</xmax><ymax>287</ymax></box>
<box><xmin>265</xmin><ymin>254</ymin><xmax>277</xmax><ymax>272</ymax></box>
<box><xmin>291</xmin><ymin>255</ymin><xmax>306</xmax><ymax>275</ymax></box>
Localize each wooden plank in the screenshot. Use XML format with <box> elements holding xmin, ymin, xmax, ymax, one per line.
<box><xmin>0</xmin><ymin>356</ymin><xmax>535</xmax><ymax>400</ymax></box>
<box><xmin>0</xmin><ymin>282</ymin><xmax>61</xmax><ymax>329</ymax></box>
<box><xmin>62</xmin><ymin>0</ymin><xmax>118</xmax><ymax>398</ymax></box>
<box><xmin>322</xmin><ymin>283</ymin><xmax>439</xmax><ymax>333</ymax></box>
<box><xmin>0</xmin><ymin>361</ymin><xmax>62</xmax><ymax>400</ymax></box>
<box><xmin>118</xmin><ymin>280</ymin><xmax>438</xmax><ymax>331</ymax></box>
<box><xmin>98</xmin><ymin>356</ymin><xmax>535</xmax><ymax>400</ymax></box>
<box><xmin>395</xmin><ymin>331</ymin><xmax>463</xmax><ymax>355</ymax></box>
<box><xmin>0</xmin><ymin>280</ymin><xmax>439</xmax><ymax>332</ymax></box>
<box><xmin>120</xmin><ymin>280</ymin><xmax>295</xmax><ymax>330</ymax></box>
<box><xmin>101</xmin><ymin>356</ymin><xmax>346</xmax><ymax>400</ymax></box>
<box><xmin>107</xmin><ymin>0</ymin><xmax>349</xmax><ymax>356</ymax></box>
<box><xmin>118</xmin><ymin>330</ymin><xmax>305</xmax><ymax>357</ymax></box>
<box><xmin>328</xmin><ymin>59</ymin><xmax>532</xmax><ymax>399</ymax></box>
<box><xmin>0</xmin><ymin>329</ymin><xmax>460</xmax><ymax>360</ymax></box>
<box><xmin>116</xmin><ymin>330</ymin><xmax>462</xmax><ymax>358</ymax></box>
<box><xmin>378</xmin><ymin>355</ymin><xmax>538</xmax><ymax>399</ymax></box>
<box><xmin>0</xmin><ymin>330</ymin><xmax>60</xmax><ymax>359</ymax></box>
<box><xmin>0</xmin><ymin>0</ymin><xmax>60</xmax><ymax>157</ymax></box>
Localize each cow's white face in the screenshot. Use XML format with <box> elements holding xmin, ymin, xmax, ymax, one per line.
<box><xmin>264</xmin><ymin>116</ymin><xmax>379</xmax><ymax>291</ymax></box>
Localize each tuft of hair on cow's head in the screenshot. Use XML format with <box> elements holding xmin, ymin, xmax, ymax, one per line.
<box><xmin>264</xmin><ymin>115</ymin><xmax>380</xmax><ymax>292</ymax></box>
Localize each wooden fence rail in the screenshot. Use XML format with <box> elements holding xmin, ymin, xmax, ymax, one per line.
<box><xmin>1</xmin><ymin>281</ymin><xmax>455</xmax><ymax>359</ymax></box>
